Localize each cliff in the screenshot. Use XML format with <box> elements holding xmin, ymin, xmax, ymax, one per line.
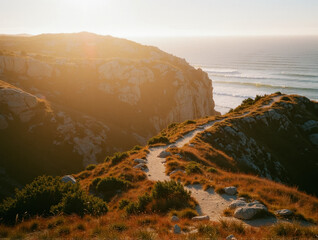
<box><xmin>0</xmin><ymin>33</ymin><xmax>218</xmax><ymax>198</ymax></box>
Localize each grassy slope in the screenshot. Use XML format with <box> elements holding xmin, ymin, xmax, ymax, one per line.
<box><xmin>1</xmin><ymin>93</ymin><xmax>318</xmax><ymax>238</ymax></box>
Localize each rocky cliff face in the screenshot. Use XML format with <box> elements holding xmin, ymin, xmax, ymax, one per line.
<box><xmin>185</xmin><ymin>93</ymin><xmax>318</xmax><ymax>195</ymax></box>
<box><xmin>0</xmin><ymin>33</ymin><xmax>218</xmax><ymax>198</ymax></box>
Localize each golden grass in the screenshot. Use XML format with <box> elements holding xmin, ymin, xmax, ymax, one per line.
<box><xmin>2</xmin><ymin>213</ymin><xmax>317</xmax><ymax>239</ymax></box>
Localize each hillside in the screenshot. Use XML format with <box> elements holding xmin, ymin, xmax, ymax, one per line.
<box><xmin>1</xmin><ymin>93</ymin><xmax>318</xmax><ymax>239</ymax></box>
<box><xmin>154</xmin><ymin>93</ymin><xmax>318</xmax><ymax>195</ymax></box>
<box><xmin>0</xmin><ymin>33</ymin><xmax>218</xmax><ymax>198</ymax></box>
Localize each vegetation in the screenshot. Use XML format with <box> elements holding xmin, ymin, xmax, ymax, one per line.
<box><xmin>90</xmin><ymin>177</ymin><xmax>131</xmax><ymax>201</ymax></box>
<box><xmin>185</xmin><ymin>161</ymin><xmax>202</xmax><ymax>175</ymax></box>
<box><xmin>0</xmin><ymin>176</ymin><xmax>108</xmax><ymax>224</ymax></box>
<box><xmin>105</xmin><ymin>152</ymin><xmax>129</xmax><ymax>166</ymax></box>
<box><xmin>147</xmin><ymin>135</ymin><xmax>170</xmax><ymax>145</ymax></box>
<box><xmin>86</xmin><ymin>164</ymin><xmax>96</xmax><ymax>171</ymax></box>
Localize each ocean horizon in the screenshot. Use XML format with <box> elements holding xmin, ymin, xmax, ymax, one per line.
<box><xmin>135</xmin><ymin>36</ymin><xmax>318</xmax><ymax>114</ymax></box>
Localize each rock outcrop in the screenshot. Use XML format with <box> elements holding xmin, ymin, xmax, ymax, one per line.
<box><xmin>188</xmin><ymin>93</ymin><xmax>318</xmax><ymax>196</ymax></box>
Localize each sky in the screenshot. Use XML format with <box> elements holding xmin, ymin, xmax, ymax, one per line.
<box><xmin>0</xmin><ymin>0</ymin><xmax>318</xmax><ymax>37</ymax></box>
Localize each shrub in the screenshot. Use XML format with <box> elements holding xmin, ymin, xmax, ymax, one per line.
<box><xmin>184</xmin><ymin>120</ymin><xmax>196</xmax><ymax>124</ymax></box>
<box><xmin>90</xmin><ymin>177</ymin><xmax>131</xmax><ymax>201</ymax></box>
<box><xmin>168</xmin><ymin>122</ymin><xmax>177</xmax><ymax>129</ymax></box>
<box><xmin>118</xmin><ymin>199</ymin><xmax>130</xmax><ymax>210</ymax></box>
<box><xmin>147</xmin><ymin>135</ymin><xmax>169</xmax><ymax>145</ymax></box>
<box><xmin>125</xmin><ymin>193</ymin><xmax>151</xmax><ymax>215</ymax></box>
<box><xmin>178</xmin><ymin>208</ymin><xmax>198</xmax><ymax>219</ymax></box>
<box><xmin>132</xmin><ymin>145</ymin><xmax>142</xmax><ymax>151</ymax></box>
<box><xmin>185</xmin><ymin>162</ymin><xmax>202</xmax><ymax>175</ymax></box>
<box><xmin>86</xmin><ymin>164</ymin><xmax>96</xmax><ymax>171</ymax></box>
<box><xmin>207</xmin><ymin>167</ymin><xmax>218</xmax><ymax>173</ymax></box>
<box><xmin>0</xmin><ymin>175</ymin><xmax>108</xmax><ymax>224</ymax></box>
<box><xmin>51</xmin><ymin>191</ymin><xmax>108</xmax><ymax>217</ymax></box>
<box><xmin>110</xmin><ymin>152</ymin><xmax>129</xmax><ymax>166</ymax></box>
<box><xmin>151</xmin><ymin>180</ymin><xmax>191</xmax><ymax>212</ymax></box>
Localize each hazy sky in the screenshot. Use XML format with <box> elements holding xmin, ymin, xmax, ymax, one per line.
<box><xmin>0</xmin><ymin>0</ymin><xmax>317</xmax><ymax>37</ymax></box>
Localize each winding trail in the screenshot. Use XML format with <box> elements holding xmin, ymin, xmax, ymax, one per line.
<box><xmin>146</xmin><ymin>119</ymin><xmax>237</xmax><ymax>221</ymax></box>
<box><xmin>145</xmin><ymin>95</ymin><xmax>284</xmax><ymax>224</ymax></box>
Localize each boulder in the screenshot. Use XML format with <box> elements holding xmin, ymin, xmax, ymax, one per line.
<box><xmin>234</xmin><ymin>202</ymin><xmax>267</xmax><ymax>220</ymax></box>
<box><xmin>229</xmin><ymin>199</ymin><xmax>247</xmax><ymax>209</ymax></box>
<box><xmin>157</xmin><ymin>151</ymin><xmax>171</xmax><ymax>158</ymax></box>
<box><xmin>173</xmin><ymin>224</ymin><xmax>181</xmax><ymax>234</ymax></box>
<box><xmin>275</xmin><ymin>209</ymin><xmax>293</xmax><ymax>217</ymax></box>
<box><xmin>224</xmin><ymin>186</ymin><xmax>237</xmax><ymax>195</ymax></box>
<box><xmin>61</xmin><ymin>175</ymin><xmax>76</xmax><ymax>184</ymax></box>
<box><xmin>192</xmin><ymin>215</ymin><xmax>210</xmax><ymax>221</ymax></box>
<box><xmin>133</xmin><ymin>163</ymin><xmax>147</xmax><ymax>170</ymax></box>
<box><xmin>171</xmin><ymin>215</ymin><xmax>179</xmax><ymax>222</ymax></box>
<box><xmin>134</xmin><ymin>158</ymin><xmax>147</xmax><ymax>164</ymax></box>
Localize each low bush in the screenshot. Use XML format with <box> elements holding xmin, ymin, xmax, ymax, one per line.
<box><xmin>147</xmin><ymin>135</ymin><xmax>170</xmax><ymax>145</ymax></box>
<box><xmin>151</xmin><ymin>180</ymin><xmax>192</xmax><ymax>212</ymax></box>
<box><xmin>90</xmin><ymin>177</ymin><xmax>131</xmax><ymax>201</ymax></box>
<box><xmin>109</xmin><ymin>152</ymin><xmax>129</xmax><ymax>166</ymax></box>
<box><xmin>125</xmin><ymin>180</ymin><xmax>192</xmax><ymax>215</ymax></box>
<box><xmin>184</xmin><ymin>120</ymin><xmax>196</xmax><ymax>124</ymax></box>
<box><xmin>185</xmin><ymin>162</ymin><xmax>202</xmax><ymax>175</ymax></box>
<box><xmin>0</xmin><ymin>176</ymin><xmax>108</xmax><ymax>224</ymax></box>
<box><xmin>118</xmin><ymin>199</ymin><xmax>131</xmax><ymax>210</ymax></box>
<box><xmin>207</xmin><ymin>167</ymin><xmax>218</xmax><ymax>173</ymax></box>
<box><xmin>86</xmin><ymin>164</ymin><xmax>96</xmax><ymax>171</ymax></box>
<box><xmin>177</xmin><ymin>208</ymin><xmax>198</xmax><ymax>219</ymax></box>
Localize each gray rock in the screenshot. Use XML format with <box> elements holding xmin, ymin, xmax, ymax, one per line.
<box><xmin>224</xmin><ymin>186</ymin><xmax>237</xmax><ymax>195</ymax></box>
<box><xmin>192</xmin><ymin>215</ymin><xmax>210</xmax><ymax>221</ymax></box>
<box><xmin>169</xmin><ymin>169</ymin><xmax>186</xmax><ymax>176</ymax></box>
<box><xmin>275</xmin><ymin>209</ymin><xmax>293</xmax><ymax>217</ymax></box>
<box><xmin>133</xmin><ymin>163</ymin><xmax>147</xmax><ymax>170</ymax></box>
<box><xmin>134</xmin><ymin>158</ymin><xmax>147</xmax><ymax>164</ymax></box>
<box><xmin>157</xmin><ymin>151</ymin><xmax>171</xmax><ymax>158</ymax></box>
<box><xmin>171</xmin><ymin>215</ymin><xmax>179</xmax><ymax>222</ymax></box>
<box><xmin>234</xmin><ymin>202</ymin><xmax>267</xmax><ymax>220</ymax></box>
<box><xmin>61</xmin><ymin>175</ymin><xmax>76</xmax><ymax>184</ymax></box>
<box><xmin>173</xmin><ymin>224</ymin><xmax>181</xmax><ymax>234</ymax></box>
<box><xmin>229</xmin><ymin>200</ymin><xmax>247</xmax><ymax>209</ymax></box>
<box><xmin>168</xmin><ymin>144</ymin><xmax>177</xmax><ymax>148</ymax></box>
<box><xmin>302</xmin><ymin>120</ymin><xmax>318</xmax><ymax>132</ymax></box>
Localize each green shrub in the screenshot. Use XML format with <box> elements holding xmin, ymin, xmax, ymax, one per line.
<box><xmin>151</xmin><ymin>180</ymin><xmax>191</xmax><ymax>212</ymax></box>
<box><xmin>147</xmin><ymin>135</ymin><xmax>170</xmax><ymax>145</ymax></box>
<box><xmin>185</xmin><ymin>162</ymin><xmax>202</xmax><ymax>175</ymax></box>
<box><xmin>0</xmin><ymin>175</ymin><xmax>108</xmax><ymax>224</ymax></box>
<box><xmin>51</xmin><ymin>191</ymin><xmax>108</xmax><ymax>217</ymax></box>
<box><xmin>184</xmin><ymin>120</ymin><xmax>196</xmax><ymax>124</ymax></box>
<box><xmin>132</xmin><ymin>145</ymin><xmax>142</xmax><ymax>151</ymax></box>
<box><xmin>125</xmin><ymin>193</ymin><xmax>151</xmax><ymax>215</ymax></box>
<box><xmin>178</xmin><ymin>208</ymin><xmax>198</xmax><ymax>219</ymax></box>
<box><xmin>118</xmin><ymin>199</ymin><xmax>131</xmax><ymax>210</ymax></box>
<box><xmin>90</xmin><ymin>177</ymin><xmax>131</xmax><ymax>201</ymax></box>
<box><xmin>86</xmin><ymin>164</ymin><xmax>96</xmax><ymax>171</ymax></box>
<box><xmin>110</xmin><ymin>152</ymin><xmax>129</xmax><ymax>166</ymax></box>
<box><xmin>207</xmin><ymin>167</ymin><xmax>218</xmax><ymax>173</ymax></box>
<box><xmin>168</xmin><ymin>122</ymin><xmax>177</xmax><ymax>129</ymax></box>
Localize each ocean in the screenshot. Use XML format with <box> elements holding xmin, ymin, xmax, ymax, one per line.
<box><xmin>135</xmin><ymin>36</ymin><xmax>318</xmax><ymax>114</ymax></box>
